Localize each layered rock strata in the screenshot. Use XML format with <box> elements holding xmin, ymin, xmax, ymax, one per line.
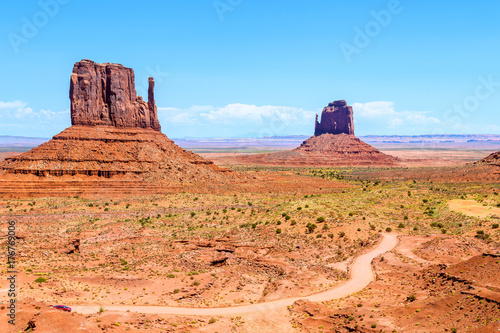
<box><xmin>0</xmin><ymin>60</ymin><xmax>232</xmax><ymax>184</ymax></box>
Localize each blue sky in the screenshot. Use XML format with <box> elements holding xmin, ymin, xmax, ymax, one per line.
<box><xmin>0</xmin><ymin>0</ymin><xmax>499</xmax><ymax>138</ymax></box>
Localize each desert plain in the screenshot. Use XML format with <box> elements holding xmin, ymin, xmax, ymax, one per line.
<box><xmin>1</xmin><ymin>145</ymin><xmax>500</xmax><ymax>332</ymax></box>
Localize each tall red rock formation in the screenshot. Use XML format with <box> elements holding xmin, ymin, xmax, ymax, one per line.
<box><xmin>238</xmin><ymin>99</ymin><xmax>397</xmax><ymax>166</ymax></box>
<box><xmin>69</xmin><ymin>59</ymin><xmax>161</xmax><ymax>131</ymax></box>
<box><xmin>148</xmin><ymin>76</ymin><xmax>159</xmax><ymax>129</ymax></box>
<box><xmin>0</xmin><ymin>60</ymin><xmax>236</xmax><ymax>196</ymax></box>
<box><xmin>314</xmin><ymin>100</ymin><xmax>354</xmax><ymax>136</ymax></box>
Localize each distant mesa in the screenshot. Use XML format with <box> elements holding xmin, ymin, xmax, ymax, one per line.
<box><xmin>238</xmin><ymin>100</ymin><xmax>398</xmax><ymax>166</ymax></box>
<box><xmin>0</xmin><ymin>60</ymin><xmax>235</xmax><ymax>193</ymax></box>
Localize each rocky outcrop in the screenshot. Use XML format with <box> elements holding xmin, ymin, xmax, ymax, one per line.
<box><xmin>478</xmin><ymin>151</ymin><xmax>500</xmax><ymax>166</ymax></box>
<box><xmin>63</xmin><ymin>239</ymin><xmax>80</xmax><ymax>254</ymax></box>
<box><xmin>0</xmin><ymin>125</ymin><xmax>225</xmax><ymax>180</ymax></box>
<box><xmin>0</xmin><ymin>60</ymin><xmax>238</xmax><ymax>192</ymax></box>
<box><xmin>70</xmin><ymin>59</ymin><xmax>161</xmax><ymax>131</ymax></box>
<box><xmin>239</xmin><ymin>133</ymin><xmax>398</xmax><ymax>166</ymax></box>
<box><xmin>237</xmin><ymin>99</ymin><xmax>397</xmax><ymax>166</ymax></box>
<box><xmin>314</xmin><ymin>100</ymin><xmax>354</xmax><ymax>136</ymax></box>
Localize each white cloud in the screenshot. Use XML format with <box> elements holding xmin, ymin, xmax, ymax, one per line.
<box><xmin>14</xmin><ymin>106</ymin><xmax>34</xmax><ymax>119</ymax></box>
<box><xmin>0</xmin><ymin>100</ymin><xmax>28</xmax><ymax>109</ymax></box>
<box><xmin>160</xmin><ymin>103</ymin><xmax>315</xmax><ymax>124</ymax></box>
<box><xmin>0</xmin><ymin>100</ymin><xmax>70</xmax><ymax>136</ymax></box>
<box><xmin>0</xmin><ymin>100</ymin><xmax>69</xmax><ymax>122</ymax></box>
<box><xmin>158</xmin><ymin>103</ymin><xmax>316</xmax><ymax>137</ymax></box>
<box><xmin>0</xmin><ymin>100</ymin><xmax>36</xmax><ymax>120</ymax></box>
<box><xmin>353</xmin><ymin>101</ymin><xmax>441</xmax><ymax>128</ymax></box>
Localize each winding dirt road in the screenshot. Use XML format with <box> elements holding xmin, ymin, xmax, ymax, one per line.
<box><xmin>71</xmin><ymin>234</ymin><xmax>398</xmax><ymax>316</ymax></box>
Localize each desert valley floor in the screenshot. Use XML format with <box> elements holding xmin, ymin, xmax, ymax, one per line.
<box><xmin>0</xmin><ymin>146</ymin><xmax>499</xmax><ymax>332</ymax></box>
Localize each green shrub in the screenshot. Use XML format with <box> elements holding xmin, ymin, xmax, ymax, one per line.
<box><xmin>34</xmin><ymin>277</ymin><xmax>47</xmax><ymax>283</ymax></box>
<box><xmin>475</xmin><ymin>230</ymin><xmax>490</xmax><ymax>240</ymax></box>
<box><xmin>306</xmin><ymin>223</ymin><xmax>317</xmax><ymax>233</ymax></box>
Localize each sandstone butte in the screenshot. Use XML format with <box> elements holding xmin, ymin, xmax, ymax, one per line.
<box><xmin>0</xmin><ymin>60</ymin><xmax>237</xmax><ymax>197</ymax></box>
<box><xmin>239</xmin><ymin>100</ymin><xmax>398</xmax><ymax>166</ymax></box>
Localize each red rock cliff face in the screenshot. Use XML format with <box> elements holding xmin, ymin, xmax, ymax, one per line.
<box><xmin>314</xmin><ymin>100</ymin><xmax>354</xmax><ymax>136</ymax></box>
<box><xmin>70</xmin><ymin>59</ymin><xmax>161</xmax><ymax>131</ymax></box>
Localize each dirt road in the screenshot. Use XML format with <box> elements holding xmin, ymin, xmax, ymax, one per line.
<box><xmin>71</xmin><ymin>234</ymin><xmax>398</xmax><ymax>316</ymax></box>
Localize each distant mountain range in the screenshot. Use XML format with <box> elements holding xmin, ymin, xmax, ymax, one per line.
<box><xmin>1</xmin><ymin>134</ymin><xmax>499</xmax><ymax>152</ymax></box>
<box><xmin>172</xmin><ymin>135</ymin><xmax>500</xmax><ymax>152</ymax></box>
<box><xmin>0</xmin><ymin>136</ymin><xmax>49</xmax><ymax>147</ymax></box>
